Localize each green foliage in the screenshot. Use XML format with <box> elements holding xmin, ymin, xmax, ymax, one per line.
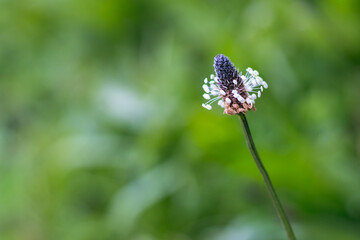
<box><xmin>1</xmin><ymin>0</ymin><xmax>360</xmax><ymax>239</ymax></box>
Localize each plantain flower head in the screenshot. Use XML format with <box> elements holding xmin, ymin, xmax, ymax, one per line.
<box><xmin>202</xmin><ymin>54</ymin><xmax>268</xmax><ymax>115</ymax></box>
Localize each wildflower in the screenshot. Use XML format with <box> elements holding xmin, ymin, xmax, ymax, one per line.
<box><xmin>202</xmin><ymin>54</ymin><xmax>268</xmax><ymax>115</ymax></box>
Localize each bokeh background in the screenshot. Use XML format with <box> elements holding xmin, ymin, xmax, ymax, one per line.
<box><xmin>1</xmin><ymin>0</ymin><xmax>360</xmax><ymax>239</ymax></box>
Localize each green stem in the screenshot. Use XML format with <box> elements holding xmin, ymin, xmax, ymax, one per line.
<box><xmin>239</xmin><ymin>113</ymin><xmax>296</xmax><ymax>240</ymax></box>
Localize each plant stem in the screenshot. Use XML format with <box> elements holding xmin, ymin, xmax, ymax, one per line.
<box><xmin>239</xmin><ymin>113</ymin><xmax>296</xmax><ymax>240</ymax></box>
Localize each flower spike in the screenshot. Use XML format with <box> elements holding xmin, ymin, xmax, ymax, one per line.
<box><xmin>202</xmin><ymin>54</ymin><xmax>268</xmax><ymax>115</ymax></box>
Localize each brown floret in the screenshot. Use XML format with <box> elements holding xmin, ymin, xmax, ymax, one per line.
<box><xmin>222</xmin><ymin>92</ymin><xmax>256</xmax><ymax>115</ymax></box>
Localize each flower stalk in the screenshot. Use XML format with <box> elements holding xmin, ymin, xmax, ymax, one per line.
<box><xmin>201</xmin><ymin>54</ymin><xmax>296</xmax><ymax>239</ymax></box>
<box><xmin>239</xmin><ymin>113</ymin><xmax>296</xmax><ymax>240</ymax></box>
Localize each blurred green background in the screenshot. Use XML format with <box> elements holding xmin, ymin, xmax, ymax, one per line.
<box><xmin>1</xmin><ymin>0</ymin><xmax>360</xmax><ymax>239</ymax></box>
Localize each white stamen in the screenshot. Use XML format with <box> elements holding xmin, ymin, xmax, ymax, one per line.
<box><xmin>233</xmin><ymin>79</ymin><xmax>237</xmax><ymax>85</ymax></box>
<box><xmin>202</xmin><ymin>84</ymin><xmax>210</xmax><ymax>93</ymax></box>
<box><xmin>232</xmin><ymin>90</ymin><xmax>238</xmax><ymax>94</ymax></box>
<box><xmin>263</xmin><ymin>81</ymin><xmax>268</xmax><ymax>89</ymax></box>
<box><xmin>245</xmin><ymin>86</ymin><xmax>252</xmax><ymax>92</ymax></box>
<box><xmin>220</xmin><ymin>90</ymin><xmax>226</xmax><ymax>95</ymax></box>
<box><xmin>210</xmin><ymin>84</ymin><xmax>217</xmax><ymax>89</ymax></box>
<box><xmin>218</xmin><ymin>100</ymin><xmax>224</xmax><ymax>108</ymax></box>
<box><xmin>236</xmin><ymin>95</ymin><xmax>244</xmax><ymax>103</ymax></box>
<box><xmin>204</xmin><ymin>78</ymin><xmax>208</xmax><ymax>84</ymax></box>
<box><xmin>210</xmin><ymin>74</ymin><xmax>215</xmax><ymax>79</ymax></box>
<box><xmin>251</xmin><ymin>78</ymin><xmax>257</xmax><ymax>86</ymax></box>
<box><xmin>210</xmin><ymin>90</ymin><xmax>219</xmax><ymax>95</ymax></box>
<box><xmin>258</xmin><ymin>91</ymin><xmax>261</xmax><ymax>98</ymax></box>
<box><xmin>260</xmin><ymin>86</ymin><xmax>263</xmax><ymax>92</ymax></box>
<box><xmin>225</xmin><ymin>98</ymin><xmax>231</xmax><ymax>104</ymax></box>
<box><xmin>241</xmin><ymin>75</ymin><xmax>246</xmax><ymax>81</ymax></box>
<box><xmin>251</xmin><ymin>94</ymin><xmax>257</xmax><ymax>99</ymax></box>
<box><xmin>253</xmin><ymin>70</ymin><xmax>259</xmax><ymax>76</ymax></box>
<box><xmin>202</xmin><ymin>103</ymin><xmax>212</xmax><ymax>110</ymax></box>
<box><xmin>203</xmin><ymin>94</ymin><xmax>210</xmax><ymax>100</ymax></box>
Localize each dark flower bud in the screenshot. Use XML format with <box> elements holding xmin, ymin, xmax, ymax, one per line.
<box><xmin>213</xmin><ymin>54</ymin><xmax>238</xmax><ymax>86</ymax></box>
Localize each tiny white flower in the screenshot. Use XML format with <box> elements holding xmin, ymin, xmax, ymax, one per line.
<box><xmin>202</xmin><ymin>84</ymin><xmax>210</xmax><ymax>93</ymax></box>
<box><xmin>210</xmin><ymin>83</ymin><xmax>217</xmax><ymax>89</ymax></box>
<box><xmin>203</xmin><ymin>94</ymin><xmax>210</xmax><ymax>100</ymax></box>
<box><xmin>236</xmin><ymin>95</ymin><xmax>244</xmax><ymax>102</ymax></box>
<box><xmin>210</xmin><ymin>90</ymin><xmax>219</xmax><ymax>95</ymax></box>
<box><xmin>263</xmin><ymin>81</ymin><xmax>268</xmax><ymax>89</ymax></box>
<box><xmin>251</xmin><ymin>78</ymin><xmax>257</xmax><ymax>86</ymax></box>
<box><xmin>202</xmin><ymin>103</ymin><xmax>212</xmax><ymax>110</ymax></box>
<box><xmin>245</xmin><ymin>86</ymin><xmax>252</xmax><ymax>92</ymax></box>
<box><xmin>218</xmin><ymin>100</ymin><xmax>224</xmax><ymax>108</ymax></box>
